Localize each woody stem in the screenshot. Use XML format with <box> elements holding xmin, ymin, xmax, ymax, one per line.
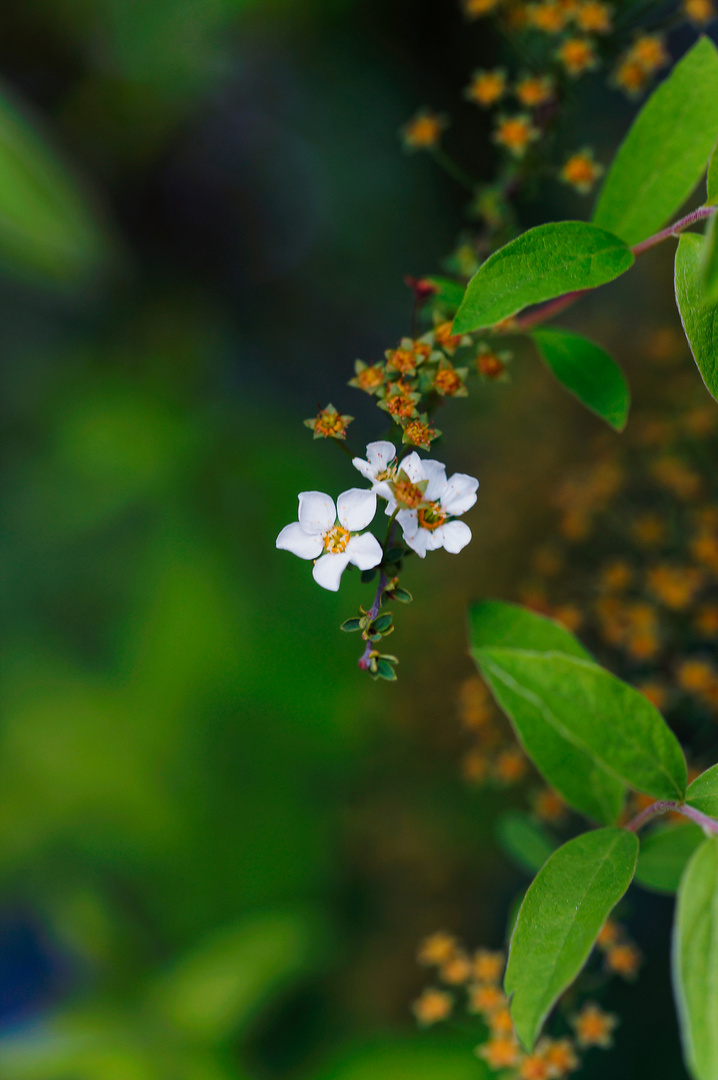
<box><xmin>624</xmin><ymin>800</ymin><xmax>718</xmax><ymax>834</ymax></box>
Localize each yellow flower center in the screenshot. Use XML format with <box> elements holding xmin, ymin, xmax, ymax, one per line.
<box><xmin>323</xmin><ymin>525</ymin><xmax>350</xmax><ymax>554</ymax></box>
<box><xmin>392</xmin><ymin>479</ymin><xmax>425</xmax><ymax>509</ymax></box>
<box><xmin>418</xmin><ymin>501</ymin><xmax>447</xmax><ymax>531</ymax></box>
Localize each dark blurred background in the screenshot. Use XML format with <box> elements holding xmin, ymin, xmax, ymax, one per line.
<box><xmin>0</xmin><ymin>1</ymin><xmax>713</xmax><ymax>1077</ymax></box>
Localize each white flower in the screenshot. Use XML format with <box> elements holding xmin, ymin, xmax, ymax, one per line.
<box><xmin>352</xmin><ymin>441</ymin><xmax>397</xmax><ymax>499</ymax></box>
<box><xmin>390</xmin><ymin>453</ymin><xmax>479</xmax><ymax>558</ymax></box>
<box><xmin>276</xmin><ymin>488</ymin><xmax>383</xmax><ymax>591</ymax></box>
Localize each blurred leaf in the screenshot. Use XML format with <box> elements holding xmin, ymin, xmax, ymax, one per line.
<box><xmin>495</xmin><ymin>811</ymin><xmax>558</xmax><ymax>874</ymax></box>
<box><xmin>313</xmin><ymin>1038</ymin><xmax>488</xmax><ymax>1080</ymax></box>
<box><xmin>675</xmin><ymin>233</ymin><xmax>718</xmax><ymax>403</ymax></box>
<box><xmin>426</xmin><ymin>276</ymin><xmax>466</xmax><ymax>310</ymax></box>
<box><xmin>479</xmin><ymin>650</ymin><xmax>686</xmax><ymax>802</ymax></box>
<box><xmin>635</xmin><ymin>822</ymin><xmax>703</xmax><ymax>895</ymax></box>
<box><xmin>147</xmin><ymin>908</ymin><xmax>327</xmax><ymax>1043</ymax></box>
<box><xmin>0</xmin><ymin>1007</ymin><xmax>244</xmax><ymax>1080</ymax></box>
<box><xmin>0</xmin><ymin>81</ymin><xmax>112</xmax><ymax>285</ymax></box>
<box><xmin>506</xmin><ymin>828</ymin><xmax>638</xmax><ymax>1051</ymax></box>
<box><xmin>453</xmin><ymin>222</ymin><xmax>633</xmax><ymax>333</ymax></box>
<box><xmin>469</xmin><ymin>600</ymin><xmax>591</xmax><ymax>659</ymax></box>
<box><xmin>593</xmin><ymin>37</ymin><xmax>718</xmax><ymax>245</ymax></box>
<box><xmin>532</xmin><ymin>328</ymin><xmax>630</xmax><ymax>431</ymax></box>
<box><xmin>686</xmin><ymin>763</ymin><xmax>718</xmax><ymax>816</ymax></box>
<box><xmin>673</xmin><ymin>837</ymin><xmax>718</xmax><ymax>1080</ymax></box>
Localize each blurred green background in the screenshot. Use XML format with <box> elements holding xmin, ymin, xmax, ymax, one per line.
<box><xmin>0</xmin><ymin>1</ymin><xmax>712</xmax><ymax>1077</ymax></box>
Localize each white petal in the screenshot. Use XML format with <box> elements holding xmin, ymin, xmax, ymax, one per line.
<box><xmin>312</xmin><ymin>551</ymin><xmax>352</xmax><ymax>591</ymax></box>
<box><xmin>337</xmin><ymin>488</ymin><xmax>377</xmax><ymax>531</ymax></box>
<box><xmin>441</xmin><ymin>473</ymin><xmax>479</xmax><ymax>516</ymax></box>
<box><xmin>396</xmin><ymin>509</ymin><xmax>419</xmax><ymax>541</ymax></box>
<box><xmin>384</xmin><ymin>497</ymin><xmax>397</xmax><ymax>516</ymax></box>
<box><xmin>403</xmin><ymin>526</ymin><xmax>432</xmax><ymax>558</ymax></box>
<box><xmin>276</xmin><ymin>522</ymin><xmax>324</xmax><ymax>560</ymax></box>
<box><xmin>374</xmin><ymin>480</ymin><xmax>394</xmax><ymax>501</ymax></box>
<box><xmin>399</xmin><ymin>452</ymin><xmax>425</xmax><ymax>484</ymax></box>
<box><xmin>366</xmin><ymin>441</ymin><xmax>396</xmax><ymax>472</ymax></box>
<box><xmin>422</xmin><ymin>460</ymin><xmax>448</xmax><ymax>502</ymax></box>
<box><xmin>435</xmin><ymin>520</ymin><xmax>472</xmax><ymax>553</ymax></box>
<box><xmin>298</xmin><ymin>491</ymin><xmax>336</xmax><ymax>534</ymax></box>
<box><xmin>352</xmin><ymin>457</ymin><xmax>375</xmax><ymax>481</ymax></box>
<box><xmin>347</xmin><ymin>532</ymin><xmax>383</xmax><ymax>571</ymax></box>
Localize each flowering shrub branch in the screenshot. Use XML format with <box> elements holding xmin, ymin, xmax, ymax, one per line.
<box><xmin>277</xmin><ymin>7</ymin><xmax>718</xmax><ymax>1077</ymax></box>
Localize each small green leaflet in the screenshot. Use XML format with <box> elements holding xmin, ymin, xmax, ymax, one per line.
<box><xmin>479</xmin><ymin>650</ymin><xmax>687</xmax><ymax>801</ymax></box>
<box><xmin>532</xmin><ymin>328</ymin><xmax>630</xmax><ymax>431</ymax></box>
<box><xmin>701</xmin><ymin>214</ymin><xmax>718</xmax><ymax>304</ymax></box>
<box><xmin>675</xmin><ymin>233</ymin><xmax>718</xmax><ymax>402</ymax></box>
<box><xmin>0</xmin><ymin>80</ymin><xmax>112</xmax><ymax>285</ymax></box>
<box><xmin>673</xmin><ymin>837</ymin><xmax>718</xmax><ymax>1080</ymax></box>
<box><xmin>593</xmin><ymin>37</ymin><xmax>718</xmax><ymax>246</ymax></box>
<box><xmin>635</xmin><ymin>823</ymin><xmax>703</xmax><ymax>895</ymax></box>
<box><xmin>470</xmin><ymin>604</ymin><xmax>623</xmax><ymax>824</ymax></box>
<box><xmin>452</xmin><ymin>222</ymin><xmax>634</xmax><ymax>333</ymax></box>
<box><xmin>469</xmin><ymin>600</ymin><xmax>591</xmax><ymax>659</ymax></box>
<box><xmin>506</xmin><ymin>828</ymin><xmax>638</xmax><ymax>1051</ymax></box>
<box><xmin>425</xmin><ymin>276</ymin><xmax>466</xmax><ymax>311</ymax></box>
<box><xmin>495</xmin><ymin>811</ymin><xmax>559</xmax><ymax>875</ymax></box>
<box><xmin>707</xmin><ymin>140</ymin><xmax>718</xmax><ymax>205</ymax></box>
<box><xmin>686</xmin><ymin>763</ymin><xmax>718</xmax><ymax>817</ymax></box>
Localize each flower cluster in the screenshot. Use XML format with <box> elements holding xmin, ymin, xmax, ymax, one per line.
<box><xmin>413</xmin><ymin>930</ymin><xmax>624</xmax><ymax>1079</ymax></box>
<box><xmin>276</xmin><ymin>442</ymin><xmax>479</xmax><ymax>675</ymax></box>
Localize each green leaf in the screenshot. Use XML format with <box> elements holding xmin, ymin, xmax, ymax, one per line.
<box><xmin>452</xmin><ymin>222</ymin><xmax>634</xmax><ymax>333</ymax></box>
<box><xmin>675</xmin><ymin>233</ymin><xmax>718</xmax><ymax>402</ymax></box>
<box><xmin>0</xmin><ymin>81</ymin><xmax>113</xmax><ymax>285</ymax></box>
<box><xmin>470</xmin><ymin>603</ymin><xmax>622</xmax><ymax>823</ymax></box>
<box><xmin>496</xmin><ymin>811</ymin><xmax>559</xmax><ymax>874</ymax></box>
<box><xmin>475</xmin><ymin>665</ymin><xmax>622</xmax><ymax>825</ymax></box>
<box><xmin>635</xmin><ymin>822</ymin><xmax>703</xmax><ymax>894</ymax></box>
<box><xmin>686</xmin><ymin>763</ymin><xmax>718</xmax><ymax>817</ymax></box>
<box><xmin>532</xmin><ymin>328</ymin><xmax>630</xmax><ymax>431</ymax></box>
<box><xmin>479</xmin><ymin>650</ymin><xmax>687</xmax><ymax>802</ymax></box>
<box><xmin>708</xmin><ymin>140</ymin><xmax>718</xmax><ymax>205</ymax></box>
<box><xmin>702</xmin><ymin>213</ymin><xmax>718</xmax><ymax>304</ymax></box>
<box><xmin>469</xmin><ymin>600</ymin><xmax>591</xmax><ymax>660</ymax></box>
<box><xmin>673</xmin><ymin>837</ymin><xmax>718</xmax><ymax>1080</ymax></box>
<box><xmin>593</xmin><ymin>37</ymin><xmax>718</xmax><ymax>246</ymax></box>
<box><xmin>506</xmin><ymin>828</ymin><xmax>638</xmax><ymax>1050</ymax></box>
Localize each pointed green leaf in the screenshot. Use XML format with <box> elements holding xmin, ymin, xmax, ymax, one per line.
<box><xmin>506</xmin><ymin>828</ymin><xmax>638</xmax><ymax>1050</ymax></box>
<box><xmin>480</xmin><ymin>650</ymin><xmax>687</xmax><ymax>802</ymax></box>
<box><xmin>702</xmin><ymin>214</ymin><xmax>718</xmax><ymax>304</ymax></box>
<box><xmin>496</xmin><ymin>811</ymin><xmax>559</xmax><ymax>874</ymax></box>
<box><xmin>635</xmin><ymin>823</ymin><xmax>703</xmax><ymax>895</ymax></box>
<box><xmin>452</xmin><ymin>222</ymin><xmax>634</xmax><ymax>333</ymax></box>
<box><xmin>675</xmin><ymin>232</ymin><xmax>718</xmax><ymax>402</ymax></box>
<box><xmin>532</xmin><ymin>328</ymin><xmax>630</xmax><ymax>431</ymax></box>
<box><xmin>673</xmin><ymin>837</ymin><xmax>718</xmax><ymax>1080</ymax></box>
<box><xmin>469</xmin><ymin>600</ymin><xmax>591</xmax><ymax>660</ymax></box>
<box><xmin>593</xmin><ymin>37</ymin><xmax>718</xmax><ymax>245</ymax></box>
<box><xmin>0</xmin><ymin>81</ymin><xmax>113</xmax><ymax>285</ymax></box>
<box><xmin>686</xmin><ymin>763</ymin><xmax>718</xmax><ymax>817</ymax></box>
